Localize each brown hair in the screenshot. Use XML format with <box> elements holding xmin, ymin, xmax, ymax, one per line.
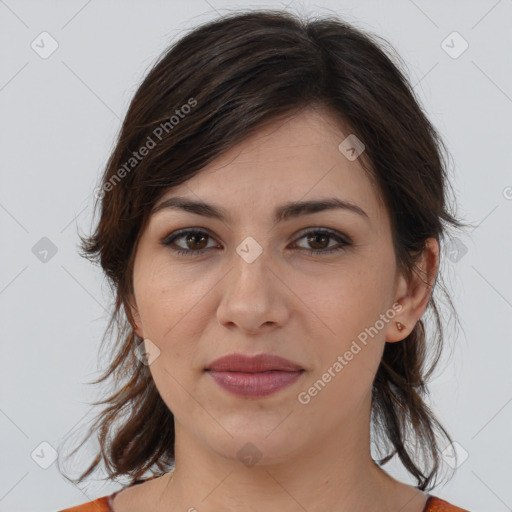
<box><xmin>59</xmin><ymin>9</ymin><xmax>472</xmax><ymax>491</ymax></box>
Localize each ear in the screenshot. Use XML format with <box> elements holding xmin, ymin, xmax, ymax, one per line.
<box><xmin>126</xmin><ymin>293</ymin><xmax>144</xmax><ymax>339</ymax></box>
<box><xmin>385</xmin><ymin>237</ymin><xmax>439</xmax><ymax>343</ymax></box>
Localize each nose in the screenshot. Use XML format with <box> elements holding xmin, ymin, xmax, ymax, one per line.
<box><xmin>216</xmin><ymin>242</ymin><xmax>291</xmax><ymax>335</ymax></box>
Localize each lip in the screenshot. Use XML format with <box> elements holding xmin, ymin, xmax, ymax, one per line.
<box><xmin>205</xmin><ymin>353</ymin><xmax>305</xmax><ymax>398</ymax></box>
<box><xmin>205</xmin><ymin>353</ymin><xmax>304</xmax><ymax>372</ymax></box>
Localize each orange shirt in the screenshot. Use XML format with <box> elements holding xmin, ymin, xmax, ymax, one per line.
<box><xmin>59</xmin><ymin>488</ymin><xmax>471</xmax><ymax>512</ymax></box>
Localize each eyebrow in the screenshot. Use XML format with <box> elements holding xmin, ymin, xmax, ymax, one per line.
<box><xmin>151</xmin><ymin>196</ymin><xmax>369</xmax><ymax>224</ymax></box>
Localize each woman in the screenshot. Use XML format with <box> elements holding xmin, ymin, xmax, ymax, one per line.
<box><xmin>58</xmin><ymin>8</ymin><xmax>473</xmax><ymax>512</ymax></box>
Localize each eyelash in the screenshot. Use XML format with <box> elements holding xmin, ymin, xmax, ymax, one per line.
<box><xmin>160</xmin><ymin>228</ymin><xmax>351</xmax><ymax>257</ymax></box>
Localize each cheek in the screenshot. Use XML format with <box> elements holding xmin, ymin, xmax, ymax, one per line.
<box><xmin>133</xmin><ymin>255</ymin><xmax>206</xmax><ymax>331</ymax></box>
<box><xmin>295</xmin><ymin>262</ymin><xmax>389</xmax><ymax>337</ymax></box>
<box><xmin>133</xmin><ymin>260</ymin><xmax>215</xmax><ymax>379</ymax></box>
<box><xmin>296</xmin><ymin>269</ymin><xmax>389</xmax><ymax>418</ymax></box>
<box><xmin>293</xmin><ymin>255</ymin><xmax>393</xmax><ymax>382</ymax></box>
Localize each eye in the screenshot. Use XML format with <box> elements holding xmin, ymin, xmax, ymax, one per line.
<box><xmin>291</xmin><ymin>228</ymin><xmax>351</xmax><ymax>255</ymax></box>
<box><xmin>160</xmin><ymin>227</ymin><xmax>351</xmax><ymax>257</ymax></box>
<box><xmin>160</xmin><ymin>229</ymin><xmax>218</xmax><ymax>256</ymax></box>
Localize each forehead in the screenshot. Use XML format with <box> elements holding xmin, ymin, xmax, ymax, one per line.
<box><xmin>154</xmin><ymin>107</ymin><xmax>386</xmax><ymax>223</ymax></box>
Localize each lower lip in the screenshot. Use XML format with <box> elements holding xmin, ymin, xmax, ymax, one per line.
<box><xmin>206</xmin><ymin>370</ymin><xmax>304</xmax><ymax>397</ymax></box>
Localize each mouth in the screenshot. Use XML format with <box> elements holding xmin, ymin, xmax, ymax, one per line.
<box><xmin>204</xmin><ymin>352</ymin><xmax>305</xmax><ymax>398</ymax></box>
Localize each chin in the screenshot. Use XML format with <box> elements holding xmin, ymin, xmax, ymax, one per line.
<box><xmin>206</xmin><ymin>429</ymin><xmax>303</xmax><ymax>468</ymax></box>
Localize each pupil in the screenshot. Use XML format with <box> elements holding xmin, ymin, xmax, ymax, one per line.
<box><xmin>309</xmin><ymin>234</ymin><xmax>328</xmax><ymax>249</ymax></box>
<box><xmin>188</xmin><ymin>233</ymin><xmax>207</xmax><ymax>250</ymax></box>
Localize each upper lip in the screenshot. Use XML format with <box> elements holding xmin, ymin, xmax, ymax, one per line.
<box><xmin>205</xmin><ymin>353</ymin><xmax>304</xmax><ymax>372</ymax></box>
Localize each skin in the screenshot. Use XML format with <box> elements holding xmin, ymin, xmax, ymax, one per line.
<box><xmin>113</xmin><ymin>105</ymin><xmax>439</xmax><ymax>512</ymax></box>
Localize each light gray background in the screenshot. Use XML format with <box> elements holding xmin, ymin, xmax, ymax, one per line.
<box><xmin>1</xmin><ymin>1</ymin><xmax>511</xmax><ymax>511</ymax></box>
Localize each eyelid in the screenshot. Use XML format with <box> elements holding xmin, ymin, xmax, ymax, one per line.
<box><xmin>292</xmin><ymin>226</ymin><xmax>351</xmax><ymax>243</ymax></box>
<box><xmin>161</xmin><ymin>226</ymin><xmax>351</xmax><ymax>244</ymax></box>
<box><xmin>160</xmin><ymin>225</ymin><xmax>352</xmax><ymax>257</ymax></box>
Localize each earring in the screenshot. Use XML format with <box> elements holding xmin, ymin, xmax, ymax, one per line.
<box><xmin>396</xmin><ymin>321</ymin><xmax>405</xmax><ymax>332</ymax></box>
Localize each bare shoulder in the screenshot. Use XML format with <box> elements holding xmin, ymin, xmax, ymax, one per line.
<box><xmin>391</xmin><ymin>482</ymin><xmax>469</xmax><ymax>512</ymax></box>
<box><xmin>391</xmin><ymin>481</ymin><xmax>431</xmax><ymax>512</ymax></box>
<box><xmin>110</xmin><ymin>475</ymin><xmax>168</xmax><ymax>512</ymax></box>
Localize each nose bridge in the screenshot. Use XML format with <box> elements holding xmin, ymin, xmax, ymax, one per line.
<box><xmin>232</xmin><ymin>233</ymin><xmax>273</xmax><ymax>293</ymax></box>
<box><xmin>236</xmin><ymin>233</ymin><xmax>266</xmax><ymax>266</ymax></box>
<box><xmin>216</xmin><ymin>232</ymin><xmax>288</xmax><ymax>332</ymax></box>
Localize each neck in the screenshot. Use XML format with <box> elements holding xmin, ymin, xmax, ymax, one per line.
<box><xmin>152</xmin><ymin>392</ymin><xmax>424</xmax><ymax>512</ymax></box>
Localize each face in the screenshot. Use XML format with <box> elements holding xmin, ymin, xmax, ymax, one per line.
<box><xmin>129</xmin><ymin>106</ymin><xmax>410</xmax><ymax>465</ymax></box>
